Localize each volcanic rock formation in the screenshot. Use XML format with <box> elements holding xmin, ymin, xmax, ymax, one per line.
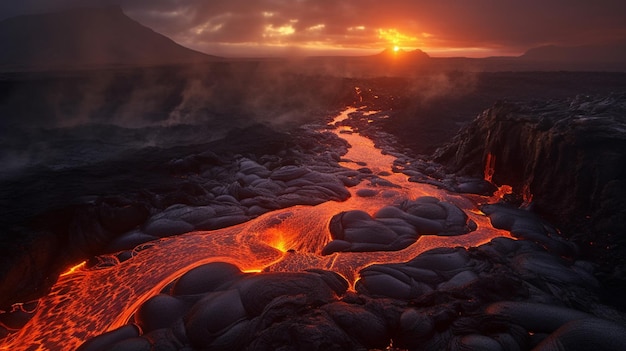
<box><xmin>433</xmin><ymin>93</ymin><xmax>626</xmax><ymax>285</ymax></box>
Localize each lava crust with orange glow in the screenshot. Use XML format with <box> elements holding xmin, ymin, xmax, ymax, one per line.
<box><xmin>2</xmin><ymin>106</ymin><xmax>625</xmax><ymax>351</ymax></box>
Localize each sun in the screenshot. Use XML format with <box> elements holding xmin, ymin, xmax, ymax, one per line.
<box><xmin>378</xmin><ymin>28</ymin><xmax>417</xmax><ymax>52</ymax></box>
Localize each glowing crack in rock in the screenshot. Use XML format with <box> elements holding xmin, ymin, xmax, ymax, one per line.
<box><xmin>1</xmin><ymin>107</ymin><xmax>511</xmax><ymax>350</ymax></box>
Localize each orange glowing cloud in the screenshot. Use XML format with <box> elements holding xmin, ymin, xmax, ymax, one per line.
<box><xmin>377</xmin><ymin>28</ymin><xmax>421</xmax><ymax>50</ymax></box>
<box><xmin>3</xmin><ymin>0</ymin><xmax>625</xmax><ymax>57</ymax></box>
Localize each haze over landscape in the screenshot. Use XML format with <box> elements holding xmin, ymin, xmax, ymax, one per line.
<box><xmin>1</xmin><ymin>2</ymin><xmax>626</xmax><ymax>351</ymax></box>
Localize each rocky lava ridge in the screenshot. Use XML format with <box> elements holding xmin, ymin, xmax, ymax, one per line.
<box><xmin>434</xmin><ymin>93</ymin><xmax>626</xmax><ymax>305</ymax></box>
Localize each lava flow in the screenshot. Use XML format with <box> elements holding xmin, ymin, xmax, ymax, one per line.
<box><xmin>1</xmin><ymin>107</ymin><xmax>511</xmax><ymax>351</ymax></box>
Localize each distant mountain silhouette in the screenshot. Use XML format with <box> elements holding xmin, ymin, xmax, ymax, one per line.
<box><xmin>520</xmin><ymin>42</ymin><xmax>626</xmax><ymax>63</ymax></box>
<box><xmin>0</xmin><ymin>6</ymin><xmax>216</xmax><ymax>70</ymax></box>
<box><xmin>374</xmin><ymin>48</ymin><xmax>430</xmax><ymax>60</ymax></box>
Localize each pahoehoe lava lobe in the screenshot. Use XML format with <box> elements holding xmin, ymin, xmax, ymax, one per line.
<box><xmin>324</xmin><ymin>196</ymin><xmax>476</xmax><ymax>254</ymax></box>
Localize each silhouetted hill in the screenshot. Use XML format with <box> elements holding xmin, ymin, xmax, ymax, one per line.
<box><xmin>374</xmin><ymin>48</ymin><xmax>430</xmax><ymax>60</ymax></box>
<box><xmin>519</xmin><ymin>42</ymin><xmax>626</xmax><ymax>70</ymax></box>
<box><xmin>0</xmin><ymin>6</ymin><xmax>217</xmax><ymax>70</ymax></box>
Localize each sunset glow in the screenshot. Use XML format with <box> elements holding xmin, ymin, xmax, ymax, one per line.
<box><xmin>378</xmin><ymin>28</ymin><xmax>420</xmax><ymax>50</ymax></box>
<box><xmin>0</xmin><ymin>1</ymin><xmax>622</xmax><ymax>57</ymax></box>
<box><xmin>76</xmin><ymin>0</ymin><xmax>619</xmax><ymax>57</ymax></box>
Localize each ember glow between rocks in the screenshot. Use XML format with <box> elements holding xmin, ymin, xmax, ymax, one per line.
<box><xmin>1</xmin><ymin>107</ymin><xmax>511</xmax><ymax>350</ymax></box>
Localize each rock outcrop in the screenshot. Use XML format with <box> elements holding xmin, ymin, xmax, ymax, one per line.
<box><xmin>434</xmin><ymin>93</ymin><xmax>626</xmax><ymax>263</ymax></box>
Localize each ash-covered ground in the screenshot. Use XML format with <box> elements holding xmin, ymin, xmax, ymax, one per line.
<box><xmin>1</xmin><ymin>63</ymin><xmax>625</xmax><ymax>350</ymax></box>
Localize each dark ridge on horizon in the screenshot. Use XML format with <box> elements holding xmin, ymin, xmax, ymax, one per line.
<box><xmin>0</xmin><ymin>6</ymin><xmax>218</xmax><ymax>70</ymax></box>
<box><xmin>373</xmin><ymin>47</ymin><xmax>430</xmax><ymax>59</ymax></box>
<box><xmin>520</xmin><ymin>42</ymin><xmax>626</xmax><ymax>62</ymax></box>
<box><xmin>512</xmin><ymin>41</ymin><xmax>626</xmax><ymax>71</ymax></box>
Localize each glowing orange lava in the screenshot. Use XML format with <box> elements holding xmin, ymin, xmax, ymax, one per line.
<box><xmin>59</xmin><ymin>261</ymin><xmax>87</xmax><ymax>277</ymax></box>
<box><xmin>491</xmin><ymin>184</ymin><xmax>513</xmax><ymax>201</ymax></box>
<box><xmin>484</xmin><ymin>152</ymin><xmax>496</xmax><ymax>183</ymax></box>
<box><xmin>1</xmin><ymin>107</ymin><xmax>511</xmax><ymax>351</ymax></box>
<box><xmin>483</xmin><ymin>151</ymin><xmax>523</xmax><ymax>203</ymax></box>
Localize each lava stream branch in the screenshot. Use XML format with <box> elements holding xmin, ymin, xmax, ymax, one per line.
<box><xmin>1</xmin><ymin>106</ymin><xmax>512</xmax><ymax>350</ymax></box>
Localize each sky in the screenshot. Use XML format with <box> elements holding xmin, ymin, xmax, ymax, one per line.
<box><xmin>1</xmin><ymin>0</ymin><xmax>626</xmax><ymax>57</ymax></box>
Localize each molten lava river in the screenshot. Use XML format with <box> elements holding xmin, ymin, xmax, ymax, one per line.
<box><xmin>1</xmin><ymin>107</ymin><xmax>511</xmax><ymax>350</ymax></box>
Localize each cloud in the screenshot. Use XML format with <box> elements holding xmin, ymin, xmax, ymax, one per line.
<box><xmin>2</xmin><ymin>0</ymin><xmax>625</xmax><ymax>56</ymax></box>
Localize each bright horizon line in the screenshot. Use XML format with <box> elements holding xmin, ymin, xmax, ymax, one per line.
<box><xmin>186</xmin><ymin>43</ymin><xmax>525</xmax><ymax>59</ymax></box>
